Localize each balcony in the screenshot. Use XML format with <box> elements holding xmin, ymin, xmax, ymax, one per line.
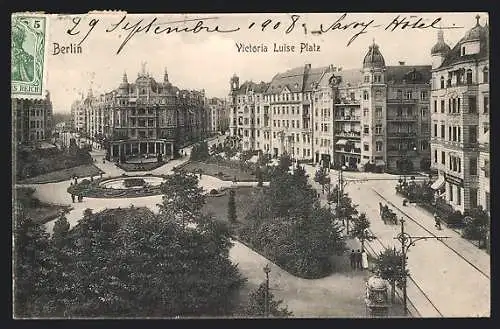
<box><xmin>335</xmin><ymin>130</ymin><xmax>361</xmax><ymax>138</ymax></box>
<box><xmin>335</xmin><ymin>98</ymin><xmax>359</xmax><ymax>105</ymax></box>
<box><xmin>335</xmin><ymin>115</ymin><xmax>361</xmax><ymax>121</ymax></box>
<box><xmin>387</xmin><ymin>132</ymin><xmax>417</xmax><ymax>139</ymax></box>
<box><xmin>386</xmin><ymin>115</ymin><xmax>418</xmax><ymax>122</ymax></box>
<box><xmin>387</xmin><ymin>98</ymin><xmax>417</xmax><ymax>104</ymax></box>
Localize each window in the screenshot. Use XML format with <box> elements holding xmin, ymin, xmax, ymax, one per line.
<box><xmin>363</xmin><ymin>144</ymin><xmax>369</xmax><ymax>151</ymax></box>
<box><xmin>466</xmin><ymin>69</ymin><xmax>473</xmax><ymax>84</ymax></box>
<box><xmin>374</xmin><ymin>75</ymin><xmax>381</xmax><ymax>83</ymax></box>
<box><xmin>420</xmin><ymin>140</ymin><xmax>428</xmax><ymax>151</ymax></box>
<box><xmin>458</xmin><ymin>127</ymin><xmax>461</xmax><ymax>142</ymax></box>
<box><xmin>457</xmin><ymin>186</ymin><xmax>461</xmax><ymax>205</ymax></box>
<box><xmin>461</xmin><ymin>47</ymin><xmax>466</xmax><ymax>56</ymax></box>
<box><xmin>484</xmin><ymin>160</ymin><xmax>490</xmax><ymax>178</ymax></box>
<box><xmin>440</xmin><ymin>100</ymin><xmax>445</xmax><ymax>113</ymax></box>
<box><xmin>484</xmin><ymin>96</ymin><xmax>489</xmax><ymax>113</ymax></box>
<box><xmin>292</xmin><ymin>121</ymin><xmax>295</xmax><ymax>128</ymax></box>
<box><xmin>434</xmin><ymin>100</ymin><xmax>438</xmax><ymax>113</ymax></box>
<box><xmin>420</xmin><ymin>91</ymin><xmax>428</xmax><ymax>100</ymax></box>
<box><xmin>483</xmin><ymin>67</ymin><xmax>489</xmax><ymax>83</ymax></box>
<box><xmin>375</xmin><ymin>124</ymin><xmax>382</xmax><ymax>134</ymax></box>
<box><xmin>441</xmin><ymin>151</ymin><xmax>446</xmax><ymax>165</ymax></box>
<box><xmin>405</xmin><ymin>91</ymin><xmax>412</xmax><ymax>99</ymax></box>
<box><xmin>364</xmin><ymin>75</ymin><xmax>370</xmax><ymax>83</ymax></box>
<box><xmin>449</xmin><ymin>126</ymin><xmax>452</xmax><ymax>141</ymax></box>
<box><xmin>376</xmin><ymin>107</ymin><xmax>382</xmax><ymax>118</ymax></box>
<box><xmin>469</xmin><ymin>126</ymin><xmax>477</xmax><ymax>144</ymax></box>
<box><xmin>363</xmin><ymin>108</ymin><xmax>369</xmax><ymax>116</ymax></box>
<box><xmin>364</xmin><ymin>125</ymin><xmax>369</xmax><ymax>134</ymax></box>
<box><xmin>457</xmin><ymin>98</ymin><xmax>461</xmax><ymax>113</ymax></box>
<box><xmin>434</xmin><ymin>124</ymin><xmax>438</xmax><ymax>137</ymax></box>
<box><xmin>363</xmin><ymin>91</ymin><xmax>369</xmax><ymax>100</ymax></box>
<box><xmin>434</xmin><ymin>149</ymin><xmax>438</xmax><ymax>163</ymax></box>
<box><xmin>441</xmin><ymin>124</ymin><xmax>445</xmax><ymax>138</ymax></box>
<box><xmin>376</xmin><ymin>141</ymin><xmax>383</xmax><ymax>152</ymax></box>
<box><xmin>449</xmin><ymin>182</ymin><xmax>454</xmax><ymax>202</ymax></box>
<box><xmin>453</xmin><ymin>126</ymin><xmax>457</xmax><ymax>141</ymax></box>
<box><xmin>421</xmin><ymin>107</ymin><xmax>427</xmax><ymax>117</ymax></box>
<box><xmin>440</xmin><ymin>76</ymin><xmax>445</xmax><ymax>89</ymax></box>
<box><xmin>470</xmin><ymin>157</ymin><xmax>477</xmax><ymax>175</ymax></box>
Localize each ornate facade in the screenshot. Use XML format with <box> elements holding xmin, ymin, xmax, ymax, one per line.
<box><xmin>229</xmin><ymin>42</ymin><xmax>432</xmax><ymax>172</ymax></box>
<box><xmin>430</xmin><ymin>15</ymin><xmax>489</xmax><ymax>213</ymax></box>
<box><xmin>73</xmin><ymin>65</ymin><xmax>209</xmax><ymax>161</ymax></box>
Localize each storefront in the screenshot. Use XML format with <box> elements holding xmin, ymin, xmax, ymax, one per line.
<box><xmin>108</xmin><ymin>139</ymin><xmax>175</xmax><ymax>162</ymax></box>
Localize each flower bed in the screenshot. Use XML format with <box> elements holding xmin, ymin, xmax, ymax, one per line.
<box><xmin>67</xmin><ymin>175</ymin><xmax>167</xmax><ymax>198</ymax></box>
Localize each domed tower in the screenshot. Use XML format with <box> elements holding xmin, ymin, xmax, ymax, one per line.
<box><xmin>460</xmin><ymin>15</ymin><xmax>483</xmax><ymax>57</ymax></box>
<box><xmin>163</xmin><ymin>67</ymin><xmax>170</xmax><ymax>84</ymax></box>
<box><xmin>361</xmin><ymin>41</ymin><xmax>387</xmax><ymax>171</ymax></box>
<box><xmin>119</xmin><ymin>71</ymin><xmax>129</xmax><ymax>95</ymax></box>
<box><xmin>431</xmin><ymin>29</ymin><xmax>451</xmax><ymax>69</ymax></box>
<box><xmin>230</xmin><ymin>74</ymin><xmax>239</xmax><ymax>93</ymax></box>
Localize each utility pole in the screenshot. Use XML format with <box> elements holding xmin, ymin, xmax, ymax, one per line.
<box><xmin>263</xmin><ymin>264</ymin><xmax>271</xmax><ymax>317</ymax></box>
<box><xmin>395</xmin><ymin>218</ymin><xmax>449</xmax><ymax>315</ymax></box>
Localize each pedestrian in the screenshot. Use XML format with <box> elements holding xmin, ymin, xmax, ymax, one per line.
<box><xmin>77</xmin><ymin>195</ymin><xmax>82</xmax><ymax>202</ymax></box>
<box><xmin>71</xmin><ymin>194</ymin><xmax>75</xmax><ymax>203</ymax></box>
<box><xmin>361</xmin><ymin>250</ymin><xmax>369</xmax><ymax>270</ymax></box>
<box><xmin>90</xmin><ymin>176</ymin><xmax>93</xmax><ymax>182</ymax></box>
<box><xmin>349</xmin><ymin>250</ymin><xmax>355</xmax><ymax>270</ymax></box>
<box><xmin>435</xmin><ymin>214</ymin><xmax>442</xmax><ymax>230</ymax></box>
<box><xmin>356</xmin><ymin>249</ymin><xmax>362</xmax><ymax>269</ymax></box>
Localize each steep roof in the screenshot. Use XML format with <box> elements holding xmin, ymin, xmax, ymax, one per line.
<box><xmin>386</xmin><ymin>65</ymin><xmax>432</xmax><ymax>84</ymax></box>
<box><xmin>438</xmin><ymin>24</ymin><xmax>489</xmax><ymax>69</ymax></box>
<box><xmin>266</xmin><ymin>66</ymin><xmax>306</xmax><ymax>94</ymax></box>
<box><xmin>235</xmin><ymin>81</ymin><xmax>269</xmax><ymax>95</ymax></box>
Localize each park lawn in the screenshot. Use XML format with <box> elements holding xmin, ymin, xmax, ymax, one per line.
<box><xmin>24</xmin><ymin>204</ymin><xmax>71</xmax><ymax>225</ymax></box>
<box><xmin>203</xmin><ymin>186</ymin><xmax>261</xmax><ymax>227</ymax></box>
<box><xmin>18</xmin><ymin>164</ymin><xmax>104</xmax><ymax>184</ymax></box>
<box><xmin>183</xmin><ymin>161</ymin><xmax>256</xmax><ymax>182</ymax></box>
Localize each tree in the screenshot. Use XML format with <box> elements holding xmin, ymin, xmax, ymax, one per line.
<box><xmin>336</xmin><ymin>194</ymin><xmax>359</xmax><ymax>234</ymax></box>
<box><xmin>314</xmin><ymin>167</ymin><xmax>330</xmax><ymax>194</ymax></box>
<box><xmin>373</xmin><ymin>248</ymin><xmax>409</xmax><ymax>303</ymax></box>
<box><xmin>51</xmin><ymin>212</ymin><xmax>70</xmax><ymax>248</ymax></box>
<box><xmin>256</xmin><ymin>166</ymin><xmax>263</xmax><ymax>187</ymax></box>
<box><xmin>13</xmin><ymin>207</ymin><xmax>54</xmax><ymax>317</ymax></box>
<box><xmin>228</xmin><ymin>189</ymin><xmax>237</xmax><ymax>223</ymax></box>
<box><xmin>350</xmin><ymin>213</ymin><xmax>375</xmax><ymax>251</ymax></box>
<box><xmin>158</xmin><ymin>171</ymin><xmax>205</xmax><ymax>227</ymax></box>
<box><xmin>462</xmin><ymin>207</ymin><xmax>490</xmax><ymax>248</ymax></box>
<box><xmin>245</xmin><ymin>282</ymin><xmax>292</xmax><ymax>317</ymax></box>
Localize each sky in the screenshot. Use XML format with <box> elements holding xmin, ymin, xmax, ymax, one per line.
<box><xmin>38</xmin><ymin>12</ymin><xmax>488</xmax><ymax>113</ymax></box>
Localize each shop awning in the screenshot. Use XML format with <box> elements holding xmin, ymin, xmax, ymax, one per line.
<box><xmin>375</xmin><ymin>160</ymin><xmax>385</xmax><ymax>166</ymax></box>
<box><xmin>431</xmin><ymin>175</ymin><xmax>445</xmax><ymax>190</ymax></box>
<box><xmin>336</xmin><ymin>139</ymin><xmax>347</xmax><ymax>145</ymax></box>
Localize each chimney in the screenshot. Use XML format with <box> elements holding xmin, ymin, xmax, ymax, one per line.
<box><xmin>399</xmin><ymin>61</ymin><xmax>405</xmax><ymax>66</ymax></box>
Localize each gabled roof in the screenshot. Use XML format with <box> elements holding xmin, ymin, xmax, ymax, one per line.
<box><xmin>235</xmin><ymin>81</ymin><xmax>269</xmax><ymax>95</ymax></box>
<box><xmin>386</xmin><ymin>65</ymin><xmax>432</xmax><ymax>84</ymax></box>
<box><xmin>266</xmin><ymin>66</ymin><xmax>306</xmax><ymax>94</ymax></box>
<box><xmin>438</xmin><ymin>24</ymin><xmax>489</xmax><ymax>69</ymax></box>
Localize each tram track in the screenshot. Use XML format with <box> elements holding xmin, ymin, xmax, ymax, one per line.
<box><xmin>363</xmin><ymin>229</ymin><xmax>442</xmax><ymax>317</ymax></box>
<box><xmin>371</xmin><ymin>187</ymin><xmax>490</xmax><ymax>280</ymax></box>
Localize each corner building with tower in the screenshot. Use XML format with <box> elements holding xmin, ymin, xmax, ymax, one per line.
<box><xmin>229</xmin><ymin>42</ymin><xmax>432</xmax><ymax>173</ymax></box>
<box><xmin>429</xmin><ymin>15</ymin><xmax>489</xmax><ymax>214</ymax></box>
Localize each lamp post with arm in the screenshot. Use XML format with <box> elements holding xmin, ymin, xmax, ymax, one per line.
<box><xmin>394</xmin><ymin>217</ymin><xmax>449</xmax><ymax>315</ymax></box>
<box><xmin>263</xmin><ymin>264</ymin><xmax>271</xmax><ymax>317</ymax></box>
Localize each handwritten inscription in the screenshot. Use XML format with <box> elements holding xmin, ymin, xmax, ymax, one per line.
<box><xmin>65</xmin><ymin>13</ymin><xmax>463</xmax><ymax>55</ymax></box>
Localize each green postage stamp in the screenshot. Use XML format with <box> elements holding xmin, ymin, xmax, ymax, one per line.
<box><xmin>11</xmin><ymin>14</ymin><xmax>47</xmax><ymax>99</ymax></box>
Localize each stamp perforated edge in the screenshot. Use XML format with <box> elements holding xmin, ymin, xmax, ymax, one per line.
<box><xmin>11</xmin><ymin>13</ymin><xmax>49</xmax><ymax>100</ymax></box>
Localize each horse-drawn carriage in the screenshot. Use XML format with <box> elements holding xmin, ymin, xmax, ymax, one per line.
<box><xmin>379</xmin><ymin>202</ymin><xmax>398</xmax><ymax>225</ymax></box>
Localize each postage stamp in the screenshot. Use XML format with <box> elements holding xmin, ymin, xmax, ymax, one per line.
<box><xmin>11</xmin><ymin>14</ymin><xmax>47</xmax><ymax>99</ymax></box>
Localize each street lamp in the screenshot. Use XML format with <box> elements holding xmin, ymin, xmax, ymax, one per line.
<box><xmin>394</xmin><ymin>217</ymin><xmax>449</xmax><ymax>315</ymax></box>
<box><xmin>263</xmin><ymin>263</ymin><xmax>271</xmax><ymax>317</ymax></box>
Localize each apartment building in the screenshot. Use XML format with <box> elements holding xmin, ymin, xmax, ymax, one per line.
<box><xmin>430</xmin><ymin>15</ymin><xmax>489</xmax><ymax>213</ymax></box>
